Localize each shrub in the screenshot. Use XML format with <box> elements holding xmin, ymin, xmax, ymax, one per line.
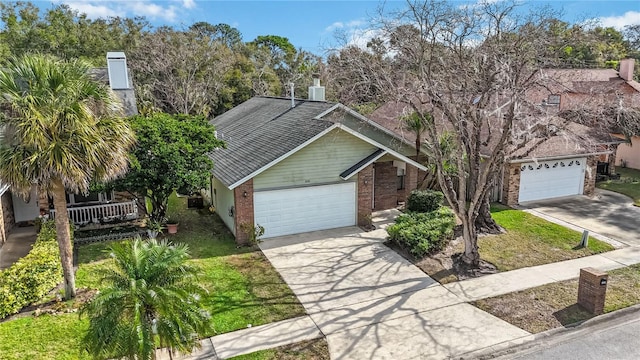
<box><xmin>387</xmin><ymin>207</ymin><xmax>455</xmax><ymax>258</ymax></box>
<box><xmin>0</xmin><ymin>221</ymin><xmax>63</xmax><ymax>319</ymax></box>
<box><xmin>407</xmin><ymin>190</ymin><xmax>444</xmax><ymax>213</ymax></box>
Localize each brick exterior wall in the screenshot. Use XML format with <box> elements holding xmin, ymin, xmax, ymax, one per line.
<box><xmin>357</xmin><ymin>165</ymin><xmax>373</xmax><ymax>226</ymax></box>
<box><xmin>584</xmin><ymin>156</ymin><xmax>597</xmax><ymax>197</ymax></box>
<box><xmin>373</xmin><ymin>161</ymin><xmax>398</xmax><ymax>211</ymax></box>
<box><xmin>372</xmin><ymin>161</ymin><xmax>421</xmax><ymax>211</ymax></box>
<box><xmin>233</xmin><ymin>179</ymin><xmax>254</xmax><ymax>245</ymax></box>
<box><xmin>0</xmin><ymin>192</ymin><xmax>15</xmax><ymax>245</ymax></box>
<box><xmin>607</xmin><ymin>146</ymin><xmax>617</xmax><ymax>175</ymax></box>
<box><xmin>398</xmin><ymin>162</ymin><xmax>418</xmax><ymax>204</ymax></box>
<box><xmin>502</xmin><ymin>163</ymin><xmax>521</xmax><ymax>206</ymax></box>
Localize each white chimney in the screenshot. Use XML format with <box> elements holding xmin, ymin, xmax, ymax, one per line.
<box><xmin>308</xmin><ymin>75</ymin><xmax>325</xmax><ymax>101</ymax></box>
<box><xmin>106</xmin><ymin>52</ymin><xmax>130</xmax><ymax>89</ymax></box>
<box><xmin>619</xmin><ymin>58</ymin><xmax>635</xmax><ymax>82</ymax></box>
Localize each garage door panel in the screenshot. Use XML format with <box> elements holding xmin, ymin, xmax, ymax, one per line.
<box><xmin>518</xmin><ymin>158</ymin><xmax>586</xmax><ymax>202</ymax></box>
<box><xmin>254</xmin><ymin>183</ymin><xmax>357</xmax><ymax>238</ymax></box>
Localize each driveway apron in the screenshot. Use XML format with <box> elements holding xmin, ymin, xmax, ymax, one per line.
<box><xmin>260</xmin><ymin>226</ymin><xmax>529</xmax><ymax>359</ymax></box>
<box><xmin>521</xmin><ymin>189</ymin><xmax>640</xmax><ymax>247</ymax></box>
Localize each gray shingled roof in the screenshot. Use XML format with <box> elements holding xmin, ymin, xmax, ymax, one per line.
<box><xmin>208</xmin><ymin>97</ymin><xmax>336</xmax><ymax>188</ymax></box>
<box><xmin>89</xmin><ymin>68</ymin><xmax>138</xmax><ymax>116</ymax></box>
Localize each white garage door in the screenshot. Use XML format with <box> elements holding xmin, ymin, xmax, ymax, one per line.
<box><xmin>518</xmin><ymin>158</ymin><xmax>586</xmax><ymax>202</ymax></box>
<box><xmin>254</xmin><ymin>182</ymin><xmax>357</xmax><ymax>238</ymax></box>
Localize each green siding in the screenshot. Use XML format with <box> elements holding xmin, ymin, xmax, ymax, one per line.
<box><xmin>254</xmin><ymin>128</ymin><xmax>377</xmax><ymax>190</ymax></box>
<box><xmin>212</xmin><ymin>176</ymin><xmax>236</xmax><ymax>235</ymax></box>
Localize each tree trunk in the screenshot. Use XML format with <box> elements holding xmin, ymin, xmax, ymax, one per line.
<box><xmin>51</xmin><ymin>179</ymin><xmax>76</xmax><ymax>300</ymax></box>
<box><xmin>149</xmin><ymin>192</ymin><xmax>168</xmax><ymax>222</ymax></box>
<box><xmin>461</xmin><ymin>216</ymin><xmax>480</xmax><ymax>267</ymax></box>
<box><xmin>475</xmin><ymin>196</ymin><xmax>503</xmax><ymax>235</ymax></box>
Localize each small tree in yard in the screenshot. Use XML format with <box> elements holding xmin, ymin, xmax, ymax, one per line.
<box><xmin>354</xmin><ymin>0</ymin><xmax>575</xmax><ymax>267</ymax></box>
<box><xmin>81</xmin><ymin>238</ymin><xmax>213</xmax><ymax>360</ymax></box>
<box><xmin>113</xmin><ymin>113</ymin><xmax>224</xmax><ymax>221</ymax></box>
<box><xmin>0</xmin><ymin>55</ymin><xmax>135</xmax><ymax>300</ymax></box>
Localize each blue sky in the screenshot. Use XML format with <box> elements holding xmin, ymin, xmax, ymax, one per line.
<box><xmin>46</xmin><ymin>1</ymin><xmax>640</xmax><ymax>54</ymax></box>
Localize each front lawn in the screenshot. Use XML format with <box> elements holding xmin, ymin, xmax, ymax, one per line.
<box><xmin>0</xmin><ymin>313</ymin><xmax>89</xmax><ymax>360</ymax></box>
<box><xmin>597</xmin><ymin>167</ymin><xmax>640</xmax><ymax>206</ymax></box>
<box><xmin>482</xmin><ymin>205</ymin><xmax>613</xmax><ymax>271</ymax></box>
<box><xmin>415</xmin><ymin>205</ymin><xmax>614</xmax><ymax>283</ymax></box>
<box><xmin>0</xmin><ymin>194</ymin><xmax>305</xmax><ymax>359</ymax></box>
<box><xmin>474</xmin><ymin>264</ymin><xmax>640</xmax><ymax>333</ymax></box>
<box><xmin>230</xmin><ymin>339</ymin><xmax>329</xmax><ymax>360</ymax></box>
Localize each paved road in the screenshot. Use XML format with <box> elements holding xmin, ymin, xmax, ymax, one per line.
<box><xmin>501</xmin><ymin>309</ymin><xmax>640</xmax><ymax>360</ymax></box>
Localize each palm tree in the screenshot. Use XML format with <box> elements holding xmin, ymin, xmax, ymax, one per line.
<box><xmin>0</xmin><ymin>55</ymin><xmax>135</xmax><ymax>299</ymax></box>
<box><xmin>81</xmin><ymin>238</ymin><xmax>213</xmax><ymax>360</ymax></box>
<box><xmin>403</xmin><ymin>112</ymin><xmax>430</xmax><ymax>162</ymax></box>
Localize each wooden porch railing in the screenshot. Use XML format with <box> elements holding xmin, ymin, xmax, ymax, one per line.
<box><xmin>49</xmin><ymin>201</ymin><xmax>139</xmax><ymax>225</ymax></box>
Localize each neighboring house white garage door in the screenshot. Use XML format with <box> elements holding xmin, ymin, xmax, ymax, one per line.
<box><xmin>254</xmin><ymin>182</ymin><xmax>356</xmax><ymax>238</ymax></box>
<box><xmin>518</xmin><ymin>157</ymin><xmax>586</xmax><ymax>203</ymax></box>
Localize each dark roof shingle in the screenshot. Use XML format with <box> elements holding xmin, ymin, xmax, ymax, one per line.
<box><xmin>208</xmin><ymin>97</ymin><xmax>335</xmax><ymax>188</ymax></box>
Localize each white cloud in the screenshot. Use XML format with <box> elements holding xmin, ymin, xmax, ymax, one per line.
<box><xmin>128</xmin><ymin>1</ymin><xmax>178</xmax><ymax>22</ymax></box>
<box><xmin>598</xmin><ymin>11</ymin><xmax>640</xmax><ymax>29</ymax></box>
<box><xmin>323</xmin><ymin>18</ymin><xmax>377</xmax><ymax>49</ymax></box>
<box><xmin>181</xmin><ymin>0</ymin><xmax>196</xmax><ymax>10</ymax></box>
<box><xmin>324</xmin><ymin>19</ymin><xmax>365</xmax><ymax>33</ymax></box>
<box><xmin>60</xmin><ymin>1</ymin><xmax>194</xmax><ymax>22</ymax></box>
<box><xmin>325</xmin><ymin>21</ymin><xmax>345</xmax><ymax>32</ymax></box>
<box><xmin>348</xmin><ymin>28</ymin><xmax>383</xmax><ymax>49</ymax></box>
<box><xmin>64</xmin><ymin>2</ymin><xmax>123</xmax><ymax>18</ymax></box>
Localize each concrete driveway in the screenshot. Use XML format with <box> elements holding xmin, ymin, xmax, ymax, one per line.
<box><xmin>521</xmin><ymin>189</ymin><xmax>640</xmax><ymax>247</ymax></box>
<box><xmin>260</xmin><ymin>213</ymin><xmax>529</xmax><ymax>360</ymax></box>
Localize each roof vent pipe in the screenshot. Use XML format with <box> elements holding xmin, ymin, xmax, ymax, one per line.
<box><xmin>290</xmin><ymin>82</ymin><xmax>295</xmax><ymax>108</ymax></box>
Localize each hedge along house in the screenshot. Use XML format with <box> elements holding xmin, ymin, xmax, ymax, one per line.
<box><xmin>0</xmin><ymin>52</ymin><xmax>139</xmax><ymax>244</ymax></box>
<box><xmin>207</xmin><ymin>80</ymin><xmax>428</xmax><ymax>243</ymax></box>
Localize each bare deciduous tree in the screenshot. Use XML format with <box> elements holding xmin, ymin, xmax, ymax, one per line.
<box><xmin>350</xmin><ymin>0</ymin><xmax>576</xmax><ymax>267</ymax></box>
<box><xmin>129</xmin><ymin>27</ymin><xmax>233</xmax><ymax>116</ymax></box>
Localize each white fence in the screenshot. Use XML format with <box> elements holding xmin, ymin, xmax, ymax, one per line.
<box><xmin>49</xmin><ymin>201</ymin><xmax>139</xmax><ymax>225</ymax></box>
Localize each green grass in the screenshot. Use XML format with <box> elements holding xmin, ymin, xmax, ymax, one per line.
<box><xmin>229</xmin><ymin>338</ymin><xmax>329</xmax><ymax>360</ymax></box>
<box><xmin>0</xmin><ymin>314</ymin><xmax>90</xmax><ymax>360</ymax></box>
<box><xmin>597</xmin><ymin>167</ymin><xmax>640</xmax><ymax>206</ymax></box>
<box><xmin>0</xmin><ymin>193</ymin><xmax>305</xmax><ymax>359</ymax></box>
<box><xmin>474</xmin><ymin>264</ymin><xmax>640</xmax><ymax>333</ymax></box>
<box><xmin>482</xmin><ymin>206</ymin><xmax>614</xmax><ymax>271</ymax></box>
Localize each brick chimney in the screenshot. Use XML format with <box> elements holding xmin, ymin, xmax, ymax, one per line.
<box><xmin>619</xmin><ymin>58</ymin><xmax>635</xmax><ymax>81</ymax></box>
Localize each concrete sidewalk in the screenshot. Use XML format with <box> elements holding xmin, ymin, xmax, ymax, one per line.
<box><xmin>0</xmin><ymin>226</ymin><xmax>37</xmax><ymax>270</ymax></box>
<box><xmin>155</xmin><ymin>316</ymin><xmax>322</xmax><ymax>360</ymax></box>
<box><xmin>444</xmin><ymin>246</ymin><xmax>640</xmax><ymax>302</ymax></box>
